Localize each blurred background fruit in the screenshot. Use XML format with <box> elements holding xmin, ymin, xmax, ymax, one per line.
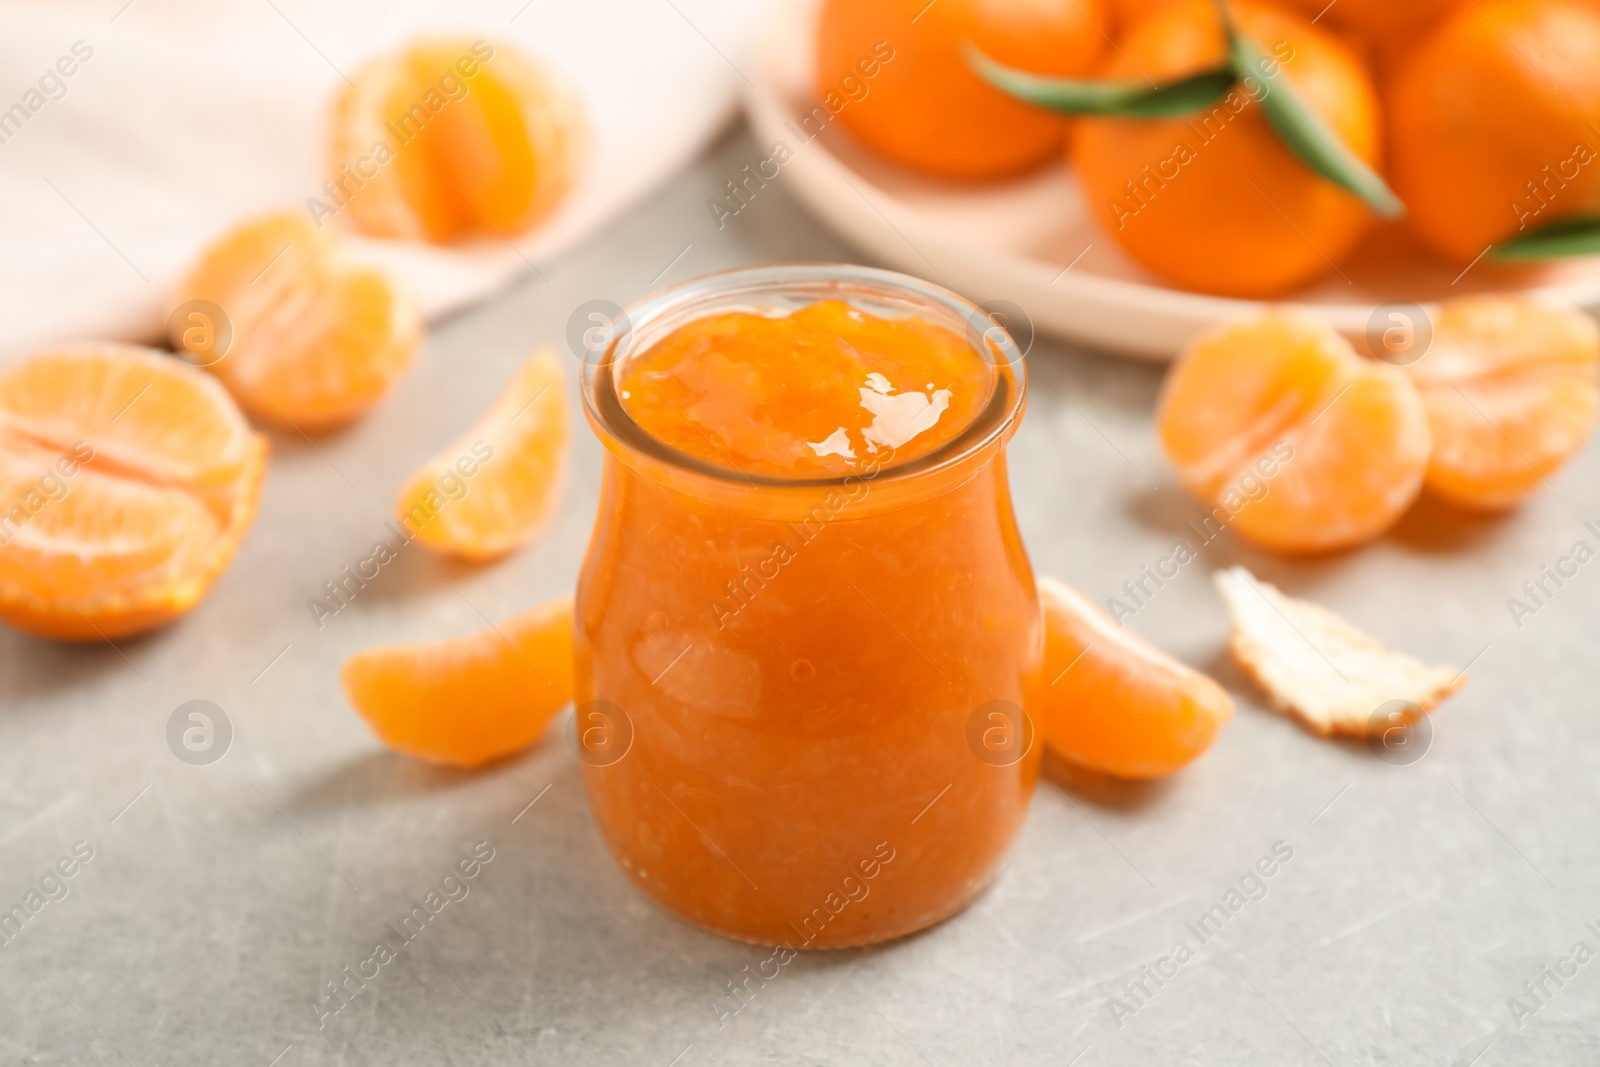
<box><xmin>1106</xmin><ymin>0</ymin><xmax>1181</xmax><ymax>33</ymax></box>
<box><xmin>333</xmin><ymin>38</ymin><xmax>586</xmax><ymax>243</ymax></box>
<box><xmin>173</xmin><ymin>211</ymin><xmax>420</xmax><ymax>431</ymax></box>
<box><xmin>1405</xmin><ymin>296</ymin><xmax>1600</xmax><ymax>510</ymax></box>
<box><xmin>814</xmin><ymin>0</ymin><xmax>1109</xmax><ymax>180</ymax></box>
<box><xmin>1072</xmin><ymin>0</ymin><xmax>1383</xmax><ymax>296</ymax></box>
<box><xmin>1280</xmin><ymin>0</ymin><xmax>1461</xmax><ymax>41</ymax></box>
<box><xmin>1388</xmin><ymin>0</ymin><xmax>1600</xmax><ymax>262</ymax></box>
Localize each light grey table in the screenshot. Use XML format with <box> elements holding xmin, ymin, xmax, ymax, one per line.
<box><xmin>3</xmin><ymin>124</ymin><xmax>1598</xmax><ymax>1066</ymax></box>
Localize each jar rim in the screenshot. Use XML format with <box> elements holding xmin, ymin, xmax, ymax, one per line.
<box><xmin>579</xmin><ymin>262</ymin><xmax>1028</xmax><ymax>491</ymax></box>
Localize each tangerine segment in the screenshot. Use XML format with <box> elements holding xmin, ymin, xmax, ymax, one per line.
<box><xmin>1073</xmin><ymin>0</ymin><xmax>1380</xmax><ymax>297</ymax></box>
<box><xmin>173</xmin><ymin>211</ymin><xmax>420</xmax><ymax>431</ymax></box>
<box><xmin>1387</xmin><ymin>1</ymin><xmax>1600</xmax><ymax>263</ymax></box>
<box><xmin>342</xmin><ymin>595</ymin><xmax>574</xmax><ymax>767</ymax></box>
<box><xmin>396</xmin><ymin>349</ymin><xmax>567</xmax><ymax>561</ymax></box>
<box><xmin>1405</xmin><ymin>297</ymin><xmax>1600</xmax><ymax>511</ymax></box>
<box><xmin>1159</xmin><ymin>314</ymin><xmax>1430</xmax><ymax>553</ymax></box>
<box><xmin>333</xmin><ymin>39</ymin><xmax>585</xmax><ymax>243</ymax></box>
<box><xmin>1034</xmin><ymin>577</ymin><xmax>1232</xmax><ymax>779</ymax></box>
<box><xmin>815</xmin><ymin>0</ymin><xmax>1108</xmax><ymax>180</ymax></box>
<box><xmin>0</xmin><ymin>344</ymin><xmax>255</xmax><ymax>508</ymax></box>
<box><xmin>0</xmin><ymin>346</ymin><xmax>266</xmax><ymax>640</ymax></box>
<box><xmin>1157</xmin><ymin>313</ymin><xmax>1346</xmax><ymax>502</ymax></box>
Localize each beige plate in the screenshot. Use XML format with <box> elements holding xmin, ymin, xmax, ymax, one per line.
<box><xmin>742</xmin><ymin>0</ymin><xmax>1600</xmax><ymax>360</ymax></box>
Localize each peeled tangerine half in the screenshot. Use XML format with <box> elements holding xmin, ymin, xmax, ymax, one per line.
<box><xmin>0</xmin><ymin>345</ymin><xmax>266</xmax><ymax>640</ymax></box>
<box><xmin>342</xmin><ymin>595</ymin><xmax>574</xmax><ymax>767</ymax></box>
<box><xmin>332</xmin><ymin>38</ymin><xmax>586</xmax><ymax>243</ymax></box>
<box><xmin>1404</xmin><ymin>297</ymin><xmax>1600</xmax><ymax>512</ymax></box>
<box><xmin>172</xmin><ymin>210</ymin><xmax>420</xmax><ymax>431</ymax></box>
<box><xmin>1215</xmin><ymin>567</ymin><xmax>1463</xmax><ymax>737</ymax></box>
<box><xmin>1034</xmin><ymin>577</ymin><xmax>1233</xmax><ymax>779</ymax></box>
<box><xmin>396</xmin><ymin>349</ymin><xmax>567</xmax><ymax>561</ymax></box>
<box><xmin>1159</xmin><ymin>313</ymin><xmax>1431</xmax><ymax>553</ymax></box>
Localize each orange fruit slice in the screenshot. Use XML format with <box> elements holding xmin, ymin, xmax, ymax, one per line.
<box><xmin>331</xmin><ymin>38</ymin><xmax>586</xmax><ymax>243</ymax></box>
<box><xmin>172</xmin><ymin>210</ymin><xmax>420</xmax><ymax>431</ymax></box>
<box><xmin>1033</xmin><ymin>577</ymin><xmax>1232</xmax><ymax>779</ymax></box>
<box><xmin>1158</xmin><ymin>313</ymin><xmax>1431</xmax><ymax>553</ymax></box>
<box><xmin>395</xmin><ymin>349</ymin><xmax>567</xmax><ymax>560</ymax></box>
<box><xmin>341</xmin><ymin>595</ymin><xmax>574</xmax><ymax>767</ymax></box>
<box><xmin>0</xmin><ymin>345</ymin><xmax>267</xmax><ymax>640</ymax></box>
<box><xmin>1405</xmin><ymin>297</ymin><xmax>1600</xmax><ymax>511</ymax></box>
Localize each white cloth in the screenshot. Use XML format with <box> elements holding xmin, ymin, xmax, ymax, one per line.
<box><xmin>0</xmin><ymin>0</ymin><xmax>769</xmax><ymax>362</ymax></box>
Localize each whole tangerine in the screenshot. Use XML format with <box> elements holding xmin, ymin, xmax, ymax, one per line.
<box><xmin>1072</xmin><ymin>0</ymin><xmax>1383</xmax><ymax>297</ymax></box>
<box><xmin>815</xmin><ymin>0</ymin><xmax>1110</xmax><ymax>180</ymax></box>
<box><xmin>1387</xmin><ymin>0</ymin><xmax>1600</xmax><ymax>263</ymax></box>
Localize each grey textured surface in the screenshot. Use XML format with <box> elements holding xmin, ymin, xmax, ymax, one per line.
<box><xmin>3</xmin><ymin>123</ymin><xmax>1599</xmax><ymax>1066</ymax></box>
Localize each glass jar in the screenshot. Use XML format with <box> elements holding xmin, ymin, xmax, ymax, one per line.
<box><xmin>574</xmin><ymin>264</ymin><xmax>1041</xmax><ymax>947</ymax></box>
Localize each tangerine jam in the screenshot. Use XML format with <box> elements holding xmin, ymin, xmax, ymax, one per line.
<box><xmin>574</xmin><ymin>265</ymin><xmax>1041</xmax><ymax>947</ymax></box>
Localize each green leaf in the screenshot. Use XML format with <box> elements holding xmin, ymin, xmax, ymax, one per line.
<box><xmin>1491</xmin><ymin>214</ymin><xmax>1600</xmax><ymax>260</ymax></box>
<box><xmin>1227</xmin><ymin>31</ymin><xmax>1405</xmax><ymax>219</ymax></box>
<box><xmin>967</xmin><ymin>46</ymin><xmax>1234</xmax><ymax>119</ymax></box>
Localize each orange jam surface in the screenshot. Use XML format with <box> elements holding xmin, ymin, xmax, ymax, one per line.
<box><xmin>618</xmin><ymin>300</ymin><xmax>992</xmax><ymax>475</ymax></box>
<box><xmin>576</xmin><ymin>295</ymin><xmax>1039</xmax><ymax>948</ymax></box>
